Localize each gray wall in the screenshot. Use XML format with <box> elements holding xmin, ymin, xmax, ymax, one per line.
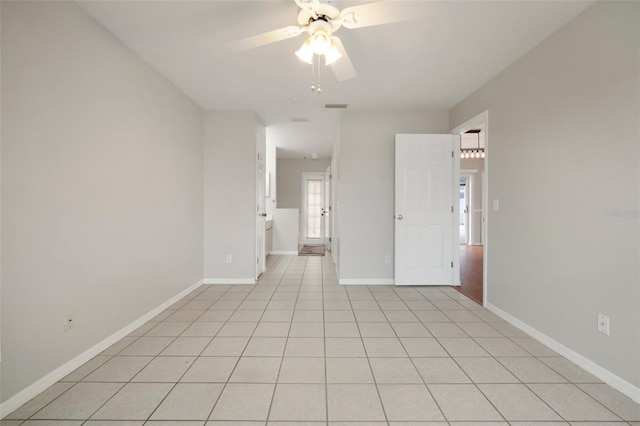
<box><xmin>450</xmin><ymin>1</ymin><xmax>640</xmax><ymax>387</ymax></box>
<box><xmin>276</xmin><ymin>159</ymin><xmax>330</xmax><ymax>209</ymax></box>
<box><xmin>338</xmin><ymin>110</ymin><xmax>450</xmax><ymax>280</ymax></box>
<box><xmin>204</xmin><ymin>111</ymin><xmax>264</xmax><ymax>281</ymax></box>
<box><xmin>1</xmin><ymin>1</ymin><xmax>204</xmax><ymax>402</ymax></box>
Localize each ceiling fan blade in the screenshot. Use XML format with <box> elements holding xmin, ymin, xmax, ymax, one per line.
<box><xmin>339</xmin><ymin>1</ymin><xmax>429</xmax><ymax>29</ymax></box>
<box><xmin>227</xmin><ymin>26</ymin><xmax>304</xmax><ymax>52</ymax></box>
<box><xmin>329</xmin><ymin>37</ymin><xmax>357</xmax><ymax>82</ymax></box>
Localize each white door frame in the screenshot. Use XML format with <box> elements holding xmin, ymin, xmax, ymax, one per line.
<box><xmin>300</xmin><ymin>172</ymin><xmax>326</xmax><ymax>246</ymax></box>
<box><xmin>324</xmin><ymin>166</ymin><xmax>332</xmax><ymax>252</ymax></box>
<box><xmin>255</xmin><ymin>134</ymin><xmax>266</xmax><ymax>279</ymax></box>
<box><xmin>451</xmin><ymin>110</ymin><xmax>489</xmax><ymax>305</ymax></box>
<box><xmin>460</xmin><ymin>170</ymin><xmax>478</xmax><ymax>245</ymax></box>
<box><xmin>457</xmin><ymin>172</ymin><xmax>469</xmax><ymax>245</ymax></box>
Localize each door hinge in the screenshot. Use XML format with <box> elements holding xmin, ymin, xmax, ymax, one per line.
<box><xmin>451</xmin><ymin>151</ymin><xmax>454</xmax><ymax>158</ymax></box>
<box><xmin>451</xmin><ymin>261</ymin><xmax>454</xmax><ymax>268</ymax></box>
<box><xmin>451</xmin><ymin>206</ymin><xmax>454</xmax><ymax>213</ymax></box>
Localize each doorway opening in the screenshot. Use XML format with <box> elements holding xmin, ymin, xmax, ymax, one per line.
<box><xmin>452</xmin><ymin>112</ymin><xmax>488</xmax><ymax>305</ymax></box>
<box><xmin>300</xmin><ymin>173</ymin><xmax>326</xmax><ymax>250</ymax></box>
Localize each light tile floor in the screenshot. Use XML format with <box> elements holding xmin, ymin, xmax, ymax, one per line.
<box><xmin>4</xmin><ymin>255</ymin><xmax>640</xmax><ymax>425</ymax></box>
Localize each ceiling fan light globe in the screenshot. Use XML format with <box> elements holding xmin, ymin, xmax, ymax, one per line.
<box><xmin>295</xmin><ymin>39</ymin><xmax>314</xmax><ymax>64</ymax></box>
<box><xmin>324</xmin><ymin>44</ymin><xmax>343</xmax><ymax>65</ymax></box>
<box><xmin>310</xmin><ymin>30</ymin><xmax>331</xmax><ymax>55</ymax></box>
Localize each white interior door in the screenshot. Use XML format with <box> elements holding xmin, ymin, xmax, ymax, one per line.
<box><xmin>256</xmin><ymin>135</ymin><xmax>266</xmax><ymax>278</ymax></box>
<box><xmin>324</xmin><ymin>166</ymin><xmax>331</xmax><ymax>252</ymax></box>
<box><xmin>395</xmin><ymin>134</ymin><xmax>455</xmax><ymax>286</ymax></box>
<box><xmin>301</xmin><ymin>173</ymin><xmax>325</xmax><ymax>246</ymax></box>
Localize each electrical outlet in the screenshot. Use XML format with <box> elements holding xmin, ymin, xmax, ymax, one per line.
<box><xmin>225</xmin><ymin>255</ymin><xmax>232</xmax><ymax>264</ymax></box>
<box><xmin>64</xmin><ymin>313</ymin><xmax>75</xmax><ymax>332</ymax></box>
<box><xmin>597</xmin><ymin>313</ymin><xmax>610</xmax><ymax>335</ymax></box>
<box><xmin>385</xmin><ymin>255</ymin><xmax>391</xmax><ymax>264</ymax></box>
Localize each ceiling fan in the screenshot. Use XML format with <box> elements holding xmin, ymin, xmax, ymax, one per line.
<box><xmin>228</xmin><ymin>0</ymin><xmax>429</xmax><ymax>83</ymax></box>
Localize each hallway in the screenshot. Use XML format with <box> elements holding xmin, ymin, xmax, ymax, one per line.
<box><xmin>4</xmin><ymin>255</ymin><xmax>639</xmax><ymax>424</ymax></box>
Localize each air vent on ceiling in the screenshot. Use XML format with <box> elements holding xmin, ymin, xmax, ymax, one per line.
<box><xmin>325</xmin><ymin>104</ymin><xmax>348</xmax><ymax>109</ymax></box>
<box><xmin>291</xmin><ymin>117</ymin><xmax>309</xmax><ymax>122</ymax></box>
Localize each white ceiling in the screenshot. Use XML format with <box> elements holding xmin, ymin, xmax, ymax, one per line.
<box><xmin>78</xmin><ymin>0</ymin><xmax>592</xmax><ymax>158</ymax></box>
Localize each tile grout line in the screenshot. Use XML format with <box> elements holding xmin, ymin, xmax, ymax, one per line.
<box><xmin>143</xmin><ymin>283</ymin><xmax>249</xmax><ymax>423</ymax></box>
<box><xmin>264</xmin><ymin>255</ymin><xmax>303</xmax><ymax>424</ymax></box>
<box><xmin>376</xmin><ymin>285</ymin><xmax>451</xmax><ymax>424</ymax></box>
<box><xmin>322</xmin><ymin>256</ymin><xmax>330</xmax><ymax>426</ymax></box>
<box><xmin>93</xmin><ymin>284</ymin><xmax>235</xmax><ymax>424</ymax></box>
<box><xmin>407</xmin><ymin>293</ymin><xmax>511</xmax><ymax>424</ymax></box>
<box><xmin>222</xmin><ymin>253</ymin><xmax>294</xmax><ymax>423</ymax></box>
<box><xmin>346</xmin><ymin>284</ymin><xmax>390</xmax><ymax>424</ymax></box>
<box><xmin>136</xmin><ymin>282</ymin><xmax>251</xmax><ymax>422</ymax></box>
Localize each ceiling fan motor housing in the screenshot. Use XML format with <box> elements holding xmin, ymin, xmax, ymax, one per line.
<box><xmin>298</xmin><ymin>2</ymin><xmax>342</xmax><ymax>32</ymax></box>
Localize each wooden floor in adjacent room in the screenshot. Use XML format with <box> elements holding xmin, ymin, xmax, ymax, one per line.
<box><xmin>457</xmin><ymin>244</ymin><xmax>484</xmax><ymax>304</ymax></box>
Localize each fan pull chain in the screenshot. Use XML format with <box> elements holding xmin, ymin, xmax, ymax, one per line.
<box><xmin>309</xmin><ymin>55</ymin><xmax>322</xmax><ymax>94</ymax></box>
<box><xmin>317</xmin><ymin>58</ymin><xmax>322</xmax><ymax>94</ymax></box>
<box><xmin>310</xmin><ymin>55</ymin><xmax>316</xmax><ymax>92</ymax></box>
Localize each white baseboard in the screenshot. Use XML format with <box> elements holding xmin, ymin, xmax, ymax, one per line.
<box><xmin>486</xmin><ymin>302</ymin><xmax>640</xmax><ymax>404</ymax></box>
<box><xmin>204</xmin><ymin>278</ymin><xmax>256</xmax><ymax>285</ymax></box>
<box><xmin>339</xmin><ymin>279</ymin><xmax>395</xmax><ymax>285</ymax></box>
<box><xmin>270</xmin><ymin>251</ymin><xmax>298</xmax><ymax>255</ymax></box>
<box><xmin>0</xmin><ymin>279</ymin><xmax>204</xmax><ymax>418</ymax></box>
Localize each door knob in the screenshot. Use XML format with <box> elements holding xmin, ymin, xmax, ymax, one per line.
<box><xmin>260</xmin><ymin>213</ymin><xmax>267</xmax><ymax>217</ymax></box>
<box><xmin>396</xmin><ymin>214</ymin><xmax>403</xmax><ymax>220</ymax></box>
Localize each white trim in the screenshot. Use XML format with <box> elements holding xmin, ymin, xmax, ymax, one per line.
<box><xmin>0</xmin><ymin>279</ymin><xmax>204</xmax><ymax>418</ymax></box>
<box><xmin>486</xmin><ymin>302</ymin><xmax>640</xmax><ymax>404</ymax></box>
<box><xmin>460</xmin><ymin>172</ymin><xmax>476</xmax><ymax>245</ymax></box>
<box><xmin>339</xmin><ymin>279</ymin><xmax>394</xmax><ymax>285</ymax></box>
<box><xmin>270</xmin><ymin>250</ymin><xmax>298</xmax><ymax>255</ymax></box>
<box><xmin>203</xmin><ymin>278</ymin><xmax>256</xmax><ymax>285</ymax></box>
<box><xmin>451</xmin><ymin>110</ymin><xmax>489</xmax><ymax>306</ymax></box>
<box><xmin>256</xmin><ymin>132</ymin><xmax>267</xmax><ymax>280</ymax></box>
<box><xmin>452</xmin><ymin>134</ymin><xmax>461</xmax><ymax>286</ymax></box>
